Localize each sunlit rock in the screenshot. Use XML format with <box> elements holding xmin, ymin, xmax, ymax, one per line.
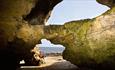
<box><xmin>44</xmin><ymin>1</ymin><xmax>115</xmax><ymax>69</ymax></box>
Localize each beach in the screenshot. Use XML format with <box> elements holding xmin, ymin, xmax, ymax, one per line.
<box><xmin>17</xmin><ymin>55</ymin><xmax>78</xmax><ymax>70</ymax></box>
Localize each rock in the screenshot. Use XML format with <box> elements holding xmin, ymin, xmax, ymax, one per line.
<box><xmin>31</xmin><ymin>46</ymin><xmax>45</xmax><ymax>65</ymax></box>
<box><xmin>0</xmin><ymin>0</ymin><xmax>62</xmax><ymax>69</ymax></box>
<box><xmin>24</xmin><ymin>0</ymin><xmax>62</xmax><ymax>25</ymax></box>
<box><xmin>44</xmin><ymin>1</ymin><xmax>115</xmax><ymax>70</ymax></box>
<box><xmin>1</xmin><ymin>0</ymin><xmax>115</xmax><ymax>69</ymax></box>
<box><xmin>96</xmin><ymin>0</ymin><xmax>115</xmax><ymax>7</ymax></box>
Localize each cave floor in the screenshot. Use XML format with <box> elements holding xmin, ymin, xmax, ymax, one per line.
<box><xmin>17</xmin><ymin>56</ymin><xmax>78</xmax><ymax>70</ymax></box>
<box><xmin>17</xmin><ymin>56</ymin><xmax>95</xmax><ymax>70</ymax></box>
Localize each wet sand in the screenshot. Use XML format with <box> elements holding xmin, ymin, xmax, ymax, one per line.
<box><xmin>17</xmin><ymin>56</ymin><xmax>78</xmax><ymax>70</ymax></box>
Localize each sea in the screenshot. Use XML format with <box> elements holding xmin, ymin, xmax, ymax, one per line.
<box><xmin>39</xmin><ymin>46</ymin><xmax>65</xmax><ymax>54</ymax></box>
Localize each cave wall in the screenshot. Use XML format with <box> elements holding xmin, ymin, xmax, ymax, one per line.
<box><xmin>96</xmin><ymin>0</ymin><xmax>115</xmax><ymax>7</ymax></box>
<box><xmin>44</xmin><ymin>0</ymin><xmax>115</xmax><ymax>69</ymax></box>
<box><xmin>24</xmin><ymin>0</ymin><xmax>62</xmax><ymax>25</ymax></box>
<box><xmin>0</xmin><ymin>0</ymin><xmax>115</xmax><ymax>69</ymax></box>
<box><xmin>0</xmin><ymin>0</ymin><xmax>62</xmax><ymax>69</ymax></box>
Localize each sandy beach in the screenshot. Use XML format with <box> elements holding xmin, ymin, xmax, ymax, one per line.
<box><xmin>17</xmin><ymin>55</ymin><xmax>78</xmax><ymax>70</ymax></box>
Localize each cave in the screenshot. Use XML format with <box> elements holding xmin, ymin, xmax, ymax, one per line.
<box><xmin>0</xmin><ymin>0</ymin><xmax>115</xmax><ymax>70</ymax></box>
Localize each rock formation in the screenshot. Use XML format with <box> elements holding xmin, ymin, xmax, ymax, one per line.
<box><xmin>0</xmin><ymin>0</ymin><xmax>115</xmax><ymax>70</ymax></box>
<box><xmin>44</xmin><ymin>0</ymin><xmax>115</xmax><ymax>69</ymax></box>
<box><xmin>0</xmin><ymin>0</ymin><xmax>62</xmax><ymax>69</ymax></box>
<box><xmin>96</xmin><ymin>0</ymin><xmax>115</xmax><ymax>7</ymax></box>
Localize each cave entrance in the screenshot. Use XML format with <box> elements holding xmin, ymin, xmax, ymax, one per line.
<box><xmin>34</xmin><ymin>39</ymin><xmax>73</xmax><ymax>69</ymax></box>
<box><xmin>20</xmin><ymin>39</ymin><xmax>78</xmax><ymax>70</ymax></box>
<box><xmin>37</xmin><ymin>39</ymin><xmax>65</xmax><ymax>56</ymax></box>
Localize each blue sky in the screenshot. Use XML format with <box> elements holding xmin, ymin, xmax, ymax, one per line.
<box><xmin>46</xmin><ymin>0</ymin><xmax>109</xmax><ymax>25</ymax></box>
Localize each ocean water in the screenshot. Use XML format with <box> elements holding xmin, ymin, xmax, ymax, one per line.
<box><xmin>39</xmin><ymin>47</ymin><xmax>65</xmax><ymax>54</ymax></box>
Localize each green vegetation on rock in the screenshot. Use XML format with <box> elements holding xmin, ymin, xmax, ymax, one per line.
<box><xmin>44</xmin><ymin>1</ymin><xmax>115</xmax><ymax>69</ymax></box>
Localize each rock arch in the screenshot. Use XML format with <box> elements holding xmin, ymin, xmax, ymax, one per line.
<box><xmin>0</xmin><ymin>0</ymin><xmax>115</xmax><ymax>70</ymax></box>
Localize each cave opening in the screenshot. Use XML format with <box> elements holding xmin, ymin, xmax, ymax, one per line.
<box><xmin>20</xmin><ymin>39</ymin><xmax>77</xmax><ymax>70</ymax></box>
<box><xmin>37</xmin><ymin>39</ymin><xmax>65</xmax><ymax>55</ymax></box>
<box><xmin>19</xmin><ymin>39</ymin><xmax>79</xmax><ymax>70</ymax></box>
<box><xmin>46</xmin><ymin>0</ymin><xmax>109</xmax><ymax>25</ymax></box>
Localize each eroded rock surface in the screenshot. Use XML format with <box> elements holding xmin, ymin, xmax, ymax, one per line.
<box><xmin>0</xmin><ymin>0</ymin><xmax>115</xmax><ymax>70</ymax></box>
<box><xmin>0</xmin><ymin>0</ymin><xmax>62</xmax><ymax>69</ymax></box>
<box><xmin>44</xmin><ymin>0</ymin><xmax>115</xmax><ymax>69</ymax></box>
<box><xmin>96</xmin><ymin>0</ymin><xmax>115</xmax><ymax>7</ymax></box>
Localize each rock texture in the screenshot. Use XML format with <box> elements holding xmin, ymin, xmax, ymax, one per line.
<box><xmin>0</xmin><ymin>0</ymin><xmax>115</xmax><ymax>70</ymax></box>
<box><xmin>96</xmin><ymin>0</ymin><xmax>115</xmax><ymax>7</ymax></box>
<box><xmin>44</xmin><ymin>0</ymin><xmax>115</xmax><ymax>70</ymax></box>
<box><xmin>0</xmin><ymin>0</ymin><xmax>62</xmax><ymax>69</ymax></box>
<box><xmin>24</xmin><ymin>0</ymin><xmax>62</xmax><ymax>25</ymax></box>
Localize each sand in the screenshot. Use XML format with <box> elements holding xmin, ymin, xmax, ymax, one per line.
<box><xmin>18</xmin><ymin>55</ymin><xmax>78</xmax><ymax>70</ymax></box>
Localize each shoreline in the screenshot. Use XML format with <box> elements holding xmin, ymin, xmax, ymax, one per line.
<box><xmin>18</xmin><ymin>55</ymin><xmax>78</xmax><ymax>70</ymax></box>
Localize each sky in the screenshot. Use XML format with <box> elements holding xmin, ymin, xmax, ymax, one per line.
<box><xmin>40</xmin><ymin>0</ymin><xmax>109</xmax><ymax>48</ymax></box>
<box><xmin>39</xmin><ymin>39</ymin><xmax>64</xmax><ymax>48</ymax></box>
<box><xmin>36</xmin><ymin>39</ymin><xmax>65</xmax><ymax>53</ymax></box>
<box><xmin>46</xmin><ymin>0</ymin><xmax>109</xmax><ymax>25</ymax></box>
